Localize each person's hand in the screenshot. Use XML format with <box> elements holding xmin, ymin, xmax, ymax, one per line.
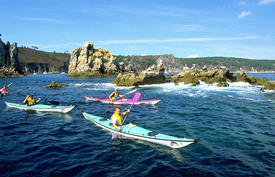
<box><xmin>37</xmin><ymin>98</ymin><xmax>41</xmax><ymax>101</ymax></box>
<box><xmin>118</xmin><ymin>127</ymin><xmax>121</xmax><ymax>131</ymax></box>
<box><xmin>127</xmin><ymin>109</ymin><xmax>130</xmax><ymax>113</ymax></box>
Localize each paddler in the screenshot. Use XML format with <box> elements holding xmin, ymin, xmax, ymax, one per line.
<box><xmin>23</xmin><ymin>94</ymin><xmax>41</xmax><ymax>106</ymax></box>
<box><xmin>109</xmin><ymin>88</ymin><xmax>124</xmax><ymax>102</ymax></box>
<box><xmin>0</xmin><ymin>85</ymin><xmax>8</xmax><ymax>96</ymax></box>
<box><xmin>111</xmin><ymin>107</ymin><xmax>130</xmax><ymax>131</ymax></box>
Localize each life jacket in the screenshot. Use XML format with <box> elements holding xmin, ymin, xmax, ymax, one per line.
<box><xmin>111</xmin><ymin>92</ymin><xmax>119</xmax><ymax>101</ymax></box>
<box><xmin>0</xmin><ymin>88</ymin><xmax>8</xmax><ymax>94</ymax></box>
<box><xmin>111</xmin><ymin>113</ymin><xmax>123</xmax><ymax>126</ymax></box>
<box><xmin>26</xmin><ymin>98</ymin><xmax>36</xmax><ymax>105</ymax></box>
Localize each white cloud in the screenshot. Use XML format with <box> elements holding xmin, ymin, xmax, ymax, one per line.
<box><xmin>187</xmin><ymin>54</ymin><xmax>199</xmax><ymax>58</ymax></box>
<box><xmin>238</xmin><ymin>11</ymin><xmax>252</xmax><ymax>19</ymax></box>
<box><xmin>16</xmin><ymin>17</ymin><xmax>74</xmax><ymax>24</ymax></box>
<box><xmin>238</xmin><ymin>1</ymin><xmax>247</xmax><ymax>5</ymax></box>
<box><xmin>96</xmin><ymin>35</ymin><xmax>268</xmax><ymax>45</ymax></box>
<box><xmin>174</xmin><ymin>24</ymin><xmax>203</xmax><ymax>32</ymax></box>
<box><xmin>259</xmin><ymin>0</ymin><xmax>275</xmax><ymax>4</ymax></box>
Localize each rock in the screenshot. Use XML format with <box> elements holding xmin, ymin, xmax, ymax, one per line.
<box><xmin>171</xmin><ymin>67</ymin><xmax>234</xmax><ymax>85</ymax></box>
<box><xmin>68</xmin><ymin>42</ymin><xmax>130</xmax><ymax>77</ymax></box>
<box><xmin>112</xmin><ymin>63</ymin><xmax>166</xmax><ymax>86</ymax></box>
<box><xmin>0</xmin><ymin>39</ymin><xmax>24</xmax><ymax>77</ymax></box>
<box><xmin>218</xmin><ymin>82</ymin><xmax>229</xmax><ymax>87</ymax></box>
<box><xmin>46</xmin><ymin>81</ymin><xmax>68</xmax><ymax>89</ymax></box>
<box><xmin>0</xmin><ymin>67</ymin><xmax>22</xmax><ymax>77</ymax></box>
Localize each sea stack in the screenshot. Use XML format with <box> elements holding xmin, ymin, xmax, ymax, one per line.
<box><xmin>67</xmin><ymin>42</ymin><xmax>132</xmax><ymax>77</ymax></box>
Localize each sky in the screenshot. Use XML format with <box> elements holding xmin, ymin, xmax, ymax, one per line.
<box><xmin>0</xmin><ymin>0</ymin><xmax>275</xmax><ymax>59</ymax></box>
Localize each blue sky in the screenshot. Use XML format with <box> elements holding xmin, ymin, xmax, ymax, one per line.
<box><xmin>1</xmin><ymin>0</ymin><xmax>275</xmax><ymax>59</ymax></box>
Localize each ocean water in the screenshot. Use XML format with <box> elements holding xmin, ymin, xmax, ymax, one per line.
<box><xmin>0</xmin><ymin>74</ymin><xmax>274</xmax><ymax>177</ymax></box>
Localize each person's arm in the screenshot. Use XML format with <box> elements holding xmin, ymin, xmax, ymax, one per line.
<box><xmin>23</xmin><ymin>96</ymin><xmax>28</xmax><ymax>104</ymax></box>
<box><xmin>119</xmin><ymin>94</ymin><xmax>125</xmax><ymax>98</ymax></box>
<box><xmin>109</xmin><ymin>92</ymin><xmax>114</xmax><ymax>102</ymax></box>
<box><xmin>112</xmin><ymin>123</ymin><xmax>121</xmax><ymax>131</ymax></box>
<box><xmin>111</xmin><ymin>115</ymin><xmax>121</xmax><ymax>131</ymax></box>
<box><xmin>36</xmin><ymin>98</ymin><xmax>41</xmax><ymax>104</ymax></box>
<box><xmin>123</xmin><ymin>109</ymin><xmax>130</xmax><ymax>116</ymax></box>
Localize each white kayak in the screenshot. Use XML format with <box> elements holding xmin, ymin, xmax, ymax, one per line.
<box><xmin>5</xmin><ymin>101</ymin><xmax>75</xmax><ymax>113</ymax></box>
<box><xmin>83</xmin><ymin>112</ymin><xmax>199</xmax><ymax>149</ymax></box>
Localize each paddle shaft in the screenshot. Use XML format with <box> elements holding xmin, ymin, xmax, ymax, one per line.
<box><xmin>122</xmin><ymin>92</ymin><xmax>141</xmax><ymax>125</ymax></box>
<box><xmin>123</xmin><ymin>89</ymin><xmax>137</xmax><ymax>96</ymax></box>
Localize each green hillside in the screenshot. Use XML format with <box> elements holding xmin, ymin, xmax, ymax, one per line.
<box><xmin>178</xmin><ymin>57</ymin><xmax>275</xmax><ymax>72</ymax></box>
<box><xmin>18</xmin><ymin>47</ymin><xmax>70</xmax><ymax>67</ymax></box>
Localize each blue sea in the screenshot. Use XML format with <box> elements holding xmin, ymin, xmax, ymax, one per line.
<box><xmin>0</xmin><ymin>73</ymin><xmax>274</xmax><ymax>177</ymax></box>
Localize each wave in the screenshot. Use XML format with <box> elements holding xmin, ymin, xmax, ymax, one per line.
<box><xmin>70</xmin><ymin>82</ymin><xmax>135</xmax><ymax>91</ymax></box>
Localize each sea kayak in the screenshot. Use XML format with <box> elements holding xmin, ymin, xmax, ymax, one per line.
<box><xmin>5</xmin><ymin>102</ymin><xmax>75</xmax><ymax>113</ymax></box>
<box><xmin>82</xmin><ymin>112</ymin><xmax>198</xmax><ymax>149</ymax></box>
<box><xmin>85</xmin><ymin>96</ymin><xmax>160</xmax><ymax>105</ymax></box>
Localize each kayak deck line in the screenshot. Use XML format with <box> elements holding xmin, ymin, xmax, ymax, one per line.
<box><xmin>5</xmin><ymin>102</ymin><xmax>75</xmax><ymax>113</ymax></box>
<box><xmin>85</xmin><ymin>96</ymin><xmax>161</xmax><ymax>105</ymax></box>
<box><xmin>82</xmin><ymin>112</ymin><xmax>198</xmax><ymax>149</ymax></box>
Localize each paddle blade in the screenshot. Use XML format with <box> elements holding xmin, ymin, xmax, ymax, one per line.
<box><xmin>124</xmin><ymin>89</ymin><xmax>137</xmax><ymax>96</ymax></box>
<box><xmin>131</xmin><ymin>92</ymin><xmax>141</xmax><ymax>105</ymax></box>
<box><xmin>48</xmin><ymin>100</ymin><xmax>60</xmax><ymax>105</ymax></box>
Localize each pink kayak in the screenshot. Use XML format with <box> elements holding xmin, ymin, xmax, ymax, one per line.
<box><xmin>85</xmin><ymin>96</ymin><xmax>160</xmax><ymax>105</ymax></box>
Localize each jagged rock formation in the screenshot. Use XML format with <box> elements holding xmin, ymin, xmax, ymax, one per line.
<box><xmin>68</xmin><ymin>42</ymin><xmax>132</xmax><ymax>77</ymax></box>
<box><xmin>0</xmin><ymin>39</ymin><xmax>23</xmax><ymax>77</ymax></box>
<box><xmin>171</xmin><ymin>67</ymin><xmax>235</xmax><ymax>86</ymax></box>
<box><xmin>112</xmin><ymin>63</ymin><xmax>166</xmax><ymax>86</ymax></box>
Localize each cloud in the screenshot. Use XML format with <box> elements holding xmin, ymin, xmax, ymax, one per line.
<box><xmin>96</xmin><ymin>35</ymin><xmax>268</xmax><ymax>45</ymax></box>
<box><xmin>259</xmin><ymin>0</ymin><xmax>275</xmax><ymax>4</ymax></box>
<box><xmin>238</xmin><ymin>1</ymin><xmax>247</xmax><ymax>5</ymax></box>
<box><xmin>238</xmin><ymin>11</ymin><xmax>252</xmax><ymax>19</ymax></box>
<box><xmin>187</xmin><ymin>54</ymin><xmax>199</xmax><ymax>58</ymax></box>
<box><xmin>16</xmin><ymin>17</ymin><xmax>74</xmax><ymax>24</ymax></box>
<box><xmin>174</xmin><ymin>24</ymin><xmax>203</xmax><ymax>32</ymax></box>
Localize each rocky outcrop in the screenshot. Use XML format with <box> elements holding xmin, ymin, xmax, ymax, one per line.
<box><xmin>0</xmin><ymin>67</ymin><xmax>22</xmax><ymax>77</ymax></box>
<box><xmin>46</xmin><ymin>81</ymin><xmax>68</xmax><ymax>89</ymax></box>
<box><xmin>171</xmin><ymin>67</ymin><xmax>235</xmax><ymax>86</ymax></box>
<box><xmin>171</xmin><ymin>66</ymin><xmax>275</xmax><ymax>90</ymax></box>
<box><xmin>68</xmin><ymin>42</ymin><xmax>131</xmax><ymax>77</ymax></box>
<box><xmin>112</xmin><ymin>63</ymin><xmax>166</xmax><ymax>86</ymax></box>
<box><xmin>0</xmin><ymin>39</ymin><xmax>24</xmax><ymax>77</ymax></box>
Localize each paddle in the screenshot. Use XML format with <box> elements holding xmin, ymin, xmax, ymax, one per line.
<box><xmin>115</xmin><ymin>89</ymin><xmax>137</xmax><ymax>101</ymax></box>
<box><xmin>122</xmin><ymin>92</ymin><xmax>141</xmax><ymax>126</ymax></box>
<box><xmin>7</xmin><ymin>83</ymin><xmax>12</xmax><ymax>87</ymax></box>
<box><xmin>123</xmin><ymin>89</ymin><xmax>137</xmax><ymax>97</ymax></box>
<box><xmin>48</xmin><ymin>100</ymin><xmax>60</xmax><ymax>105</ymax></box>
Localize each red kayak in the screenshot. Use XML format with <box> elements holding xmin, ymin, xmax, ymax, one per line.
<box><xmin>85</xmin><ymin>96</ymin><xmax>160</xmax><ymax>105</ymax></box>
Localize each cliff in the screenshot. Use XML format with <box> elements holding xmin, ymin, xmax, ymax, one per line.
<box><xmin>0</xmin><ymin>39</ymin><xmax>24</xmax><ymax>77</ymax></box>
<box><xmin>0</xmin><ymin>38</ymin><xmax>70</xmax><ymax>76</ymax></box>
<box><xmin>18</xmin><ymin>47</ymin><xmax>70</xmax><ymax>74</ymax></box>
<box><xmin>68</xmin><ymin>42</ymin><xmax>132</xmax><ymax>77</ymax></box>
